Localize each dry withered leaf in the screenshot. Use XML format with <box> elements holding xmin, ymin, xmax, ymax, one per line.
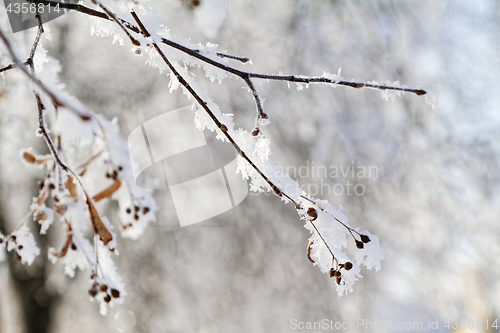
<box><xmin>92</xmin><ymin>179</ymin><xmax>121</xmax><ymax>202</ymax></box>
<box><xmin>22</xmin><ymin>151</ymin><xmax>51</xmax><ymax>165</ymax></box>
<box><xmin>307</xmin><ymin>240</ymin><xmax>315</xmax><ymax>263</ymax></box>
<box><xmin>49</xmin><ymin>230</ymin><xmax>73</xmax><ymax>258</ymax></box>
<box><xmin>65</xmin><ymin>176</ymin><xmax>77</xmax><ymax>198</ymax></box>
<box><xmin>85</xmin><ymin>194</ymin><xmax>113</xmax><ymax>245</ymax></box>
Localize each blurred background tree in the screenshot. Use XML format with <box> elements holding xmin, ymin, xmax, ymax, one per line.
<box><xmin>1</xmin><ymin>0</ymin><xmax>499</xmax><ymax>332</ymax></box>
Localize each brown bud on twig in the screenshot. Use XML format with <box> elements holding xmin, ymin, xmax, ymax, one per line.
<box><xmin>134</xmin><ymin>206</ymin><xmax>140</xmax><ymax>212</ymax></box>
<box><xmin>306</xmin><ymin>207</ymin><xmax>318</xmax><ymax>221</ymax></box>
<box><xmin>143</xmin><ymin>207</ymin><xmax>150</xmax><ymax>214</ymax></box>
<box><xmin>336</xmin><ymin>276</ymin><xmax>342</xmax><ymax>285</ymax></box>
<box><xmin>360</xmin><ymin>234</ymin><xmax>371</xmax><ymax>243</ymax></box>
<box><xmin>415</xmin><ymin>89</ymin><xmax>427</xmax><ymax>96</ymax></box>
<box><xmin>251</xmin><ymin>128</ymin><xmax>259</xmax><ymax>136</ymax></box>
<box><xmin>355</xmin><ymin>240</ymin><xmax>364</xmax><ymax>249</ymax></box>
<box><xmin>104</xmin><ymin>294</ymin><xmax>111</xmax><ymax>303</ymax></box>
<box><xmin>134</xmin><ymin>215</ymin><xmax>139</xmax><ymax>221</ymax></box>
<box><xmin>329</xmin><ymin>268</ymin><xmax>336</xmax><ymax>278</ymax></box>
<box><xmin>126</xmin><ymin>208</ymin><xmax>131</xmax><ymax>214</ymax></box>
<box><xmin>261</xmin><ymin>113</ymin><xmax>268</xmax><ymax>119</ymax></box>
<box><xmin>88</xmin><ymin>286</ymin><xmax>98</xmax><ymax>298</ymax></box>
<box><xmin>100</xmin><ymin>284</ymin><xmax>108</xmax><ymax>292</ymax></box>
<box><xmin>220</xmin><ymin>124</ymin><xmax>228</xmax><ymax>132</ymax></box>
<box><xmin>343</xmin><ymin>262</ymin><xmax>353</xmax><ymax>271</ymax></box>
<box><xmin>334</xmin><ymin>270</ymin><xmax>341</xmax><ymax>277</ymax></box>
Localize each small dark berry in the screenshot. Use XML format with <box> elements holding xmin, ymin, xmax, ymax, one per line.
<box><xmin>104</xmin><ymin>294</ymin><xmax>111</xmax><ymax>303</ymax></box>
<box><xmin>336</xmin><ymin>276</ymin><xmax>342</xmax><ymax>285</ymax></box>
<box><xmin>344</xmin><ymin>262</ymin><xmax>353</xmax><ymax>271</ymax></box>
<box><xmin>360</xmin><ymin>235</ymin><xmax>371</xmax><ymax>243</ymax></box>
<box><xmin>126</xmin><ymin>208</ymin><xmax>131</xmax><ymax>214</ymax></box>
<box><xmin>355</xmin><ymin>240</ymin><xmax>364</xmax><ymax>249</ymax></box>
<box><xmin>329</xmin><ymin>268</ymin><xmax>335</xmax><ymax>278</ymax></box>
<box><xmin>110</xmin><ymin>289</ymin><xmax>120</xmax><ymax>298</ymax></box>
<box><xmin>88</xmin><ymin>287</ymin><xmax>98</xmax><ymax>298</ymax></box>
<box><xmin>71</xmin><ymin>243</ymin><xmax>77</xmax><ymax>251</ymax></box>
<box><xmin>134</xmin><ymin>215</ymin><xmax>139</xmax><ymax>221</ymax></box>
<box><xmin>100</xmin><ymin>284</ymin><xmax>108</xmax><ymax>292</ymax></box>
<box><xmin>306</xmin><ymin>207</ymin><xmax>318</xmax><ymax>221</ymax></box>
<box><xmin>143</xmin><ymin>207</ymin><xmax>150</xmax><ymax>214</ymax></box>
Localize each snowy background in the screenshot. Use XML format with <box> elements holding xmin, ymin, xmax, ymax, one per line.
<box><xmin>1</xmin><ymin>0</ymin><xmax>499</xmax><ymax>332</ymax></box>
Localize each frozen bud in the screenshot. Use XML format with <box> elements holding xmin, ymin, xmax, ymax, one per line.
<box><xmin>126</xmin><ymin>208</ymin><xmax>131</xmax><ymax>214</ymax></box>
<box><xmin>104</xmin><ymin>294</ymin><xmax>111</xmax><ymax>303</ymax></box>
<box><xmin>100</xmin><ymin>284</ymin><xmax>108</xmax><ymax>292</ymax></box>
<box><xmin>110</xmin><ymin>289</ymin><xmax>120</xmax><ymax>298</ymax></box>
<box><xmin>334</xmin><ymin>270</ymin><xmax>341</xmax><ymax>277</ymax></box>
<box><xmin>329</xmin><ymin>268</ymin><xmax>336</xmax><ymax>278</ymax></box>
<box><xmin>143</xmin><ymin>207</ymin><xmax>150</xmax><ymax>214</ymax></box>
<box><xmin>35</xmin><ymin>211</ymin><xmax>47</xmax><ymax>221</ymax></box>
<box><xmin>134</xmin><ymin>206</ymin><xmax>140</xmax><ymax>212</ymax></box>
<box><xmin>306</xmin><ymin>208</ymin><xmax>318</xmax><ymax>221</ymax></box>
<box><xmin>336</xmin><ymin>276</ymin><xmax>342</xmax><ymax>285</ymax></box>
<box><xmin>273</xmin><ymin>188</ymin><xmax>282</xmax><ymax>197</ymax></box>
<box><xmin>220</xmin><ymin>124</ymin><xmax>228</xmax><ymax>132</ymax></box>
<box><xmin>360</xmin><ymin>235</ymin><xmax>371</xmax><ymax>243</ymax></box>
<box><xmin>54</xmin><ymin>204</ymin><xmax>67</xmax><ymax>215</ymax></box>
<box><xmin>251</xmin><ymin>128</ymin><xmax>259</xmax><ymax>136</ymax></box>
<box><xmin>343</xmin><ymin>262</ymin><xmax>353</xmax><ymax>270</ymax></box>
<box><xmin>355</xmin><ymin>240</ymin><xmax>364</xmax><ymax>249</ymax></box>
<box><xmin>261</xmin><ymin>113</ymin><xmax>268</xmax><ymax>120</ymax></box>
<box><xmin>134</xmin><ymin>215</ymin><xmax>139</xmax><ymax>221</ymax></box>
<box><xmin>88</xmin><ymin>286</ymin><xmax>98</xmax><ymax>298</ymax></box>
<box><xmin>71</xmin><ymin>243</ymin><xmax>77</xmax><ymax>250</ymax></box>
<box><xmin>416</xmin><ymin>89</ymin><xmax>427</xmax><ymax>96</ymax></box>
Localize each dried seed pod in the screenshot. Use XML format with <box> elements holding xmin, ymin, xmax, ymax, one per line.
<box><xmin>336</xmin><ymin>276</ymin><xmax>342</xmax><ymax>285</ymax></box>
<box><xmin>334</xmin><ymin>270</ymin><xmax>341</xmax><ymax>278</ymax></box>
<box><xmin>104</xmin><ymin>294</ymin><xmax>111</xmax><ymax>303</ymax></box>
<box><xmin>329</xmin><ymin>268</ymin><xmax>336</xmax><ymax>278</ymax></box>
<box><xmin>343</xmin><ymin>262</ymin><xmax>353</xmax><ymax>271</ymax></box>
<box><xmin>306</xmin><ymin>207</ymin><xmax>318</xmax><ymax>221</ymax></box>
<box><xmin>143</xmin><ymin>207</ymin><xmax>150</xmax><ymax>215</ymax></box>
<box><xmin>110</xmin><ymin>289</ymin><xmax>120</xmax><ymax>298</ymax></box>
<box><xmin>360</xmin><ymin>234</ymin><xmax>371</xmax><ymax>243</ymax></box>
<box><xmin>355</xmin><ymin>240</ymin><xmax>364</xmax><ymax>249</ymax></box>
<box><xmin>251</xmin><ymin>128</ymin><xmax>259</xmax><ymax>136</ymax></box>
<box><xmin>100</xmin><ymin>284</ymin><xmax>108</xmax><ymax>292</ymax></box>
